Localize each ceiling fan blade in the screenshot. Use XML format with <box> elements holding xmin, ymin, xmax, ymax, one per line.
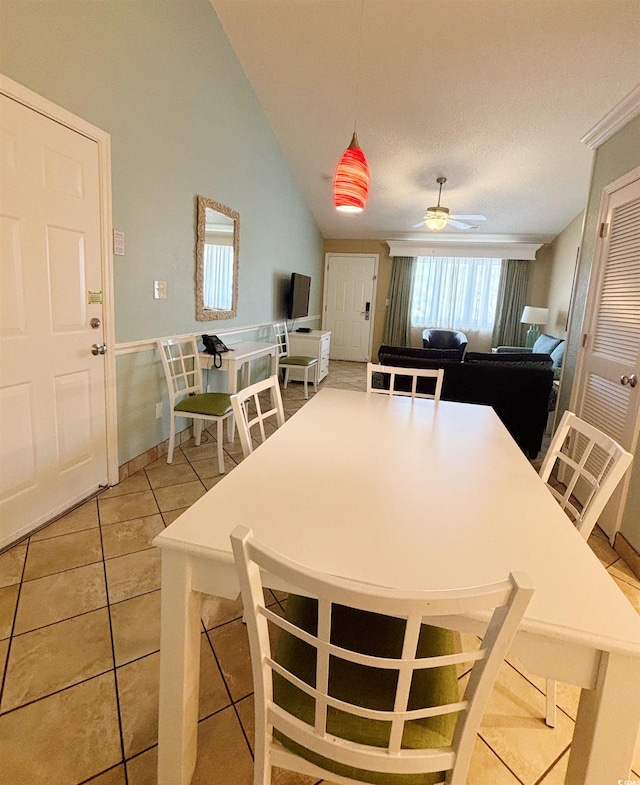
<box><xmin>448</xmin><ymin>219</ymin><xmax>477</xmax><ymax>230</ymax></box>
<box><xmin>413</xmin><ymin>220</ymin><xmax>426</xmax><ymax>227</ymax></box>
<box><xmin>450</xmin><ymin>214</ymin><xmax>486</xmax><ymax>221</ymax></box>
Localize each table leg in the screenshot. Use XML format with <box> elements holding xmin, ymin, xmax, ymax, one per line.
<box><xmin>566</xmin><ymin>650</ymin><xmax>640</xmax><ymax>784</ymax></box>
<box><xmin>157</xmin><ymin>550</ymin><xmax>203</xmax><ymax>785</ymax></box>
<box><xmin>227</xmin><ymin>360</ymin><xmax>238</xmax><ymax>441</ymax></box>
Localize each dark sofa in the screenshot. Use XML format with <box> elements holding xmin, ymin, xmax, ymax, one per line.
<box><xmin>377</xmin><ymin>345</ymin><xmax>554</xmax><ymax>458</ymax></box>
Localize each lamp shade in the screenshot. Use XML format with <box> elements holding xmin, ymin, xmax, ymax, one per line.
<box><xmin>333</xmin><ymin>132</ymin><xmax>370</xmax><ymax>213</ymax></box>
<box><xmin>521</xmin><ymin>306</ymin><xmax>549</xmax><ymax>325</ymax></box>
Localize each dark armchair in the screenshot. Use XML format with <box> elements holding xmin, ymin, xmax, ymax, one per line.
<box><xmin>422</xmin><ymin>329</ymin><xmax>468</xmax><ymax>360</ymax></box>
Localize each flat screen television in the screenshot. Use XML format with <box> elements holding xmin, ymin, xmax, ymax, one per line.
<box><xmin>287</xmin><ymin>273</ymin><xmax>311</xmax><ymax>319</ymax></box>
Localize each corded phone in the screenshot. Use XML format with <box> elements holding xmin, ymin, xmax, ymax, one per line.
<box><xmin>202</xmin><ymin>334</ymin><xmax>229</xmax><ymax>368</ymax></box>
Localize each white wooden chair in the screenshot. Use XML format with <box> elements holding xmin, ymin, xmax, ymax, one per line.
<box><xmin>231</xmin><ymin>525</ymin><xmax>534</xmax><ymax>785</ymax></box>
<box><xmin>230</xmin><ymin>375</ymin><xmax>285</xmax><ymax>459</ymax></box>
<box><xmin>274</xmin><ymin>322</ymin><xmax>318</xmax><ymax>399</ymax></box>
<box><xmin>157</xmin><ymin>337</ymin><xmax>233</xmax><ymax>473</ymax></box>
<box><xmin>367</xmin><ymin>363</ymin><xmax>444</xmax><ymax>402</ymax></box>
<box><xmin>539</xmin><ymin>409</ymin><xmax>633</xmax><ymax>727</ymax></box>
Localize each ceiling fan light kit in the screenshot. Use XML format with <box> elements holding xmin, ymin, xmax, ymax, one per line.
<box><xmin>425</xmin><ymin>176</ymin><xmax>449</xmax><ymax>231</ymax></box>
<box><xmin>333</xmin><ymin>131</ymin><xmax>370</xmax><ymax>213</ymax></box>
<box><xmin>425</xmin><ymin>205</ymin><xmax>450</xmax><ymax>231</ymax></box>
<box><xmin>419</xmin><ymin>176</ymin><xmax>486</xmax><ymax>231</ymax></box>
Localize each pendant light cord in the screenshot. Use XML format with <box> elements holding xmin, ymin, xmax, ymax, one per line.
<box><xmin>353</xmin><ymin>0</ymin><xmax>365</xmax><ymax>135</ymax></box>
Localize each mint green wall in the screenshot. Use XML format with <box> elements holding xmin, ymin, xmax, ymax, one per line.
<box><xmin>559</xmin><ymin>113</ymin><xmax>640</xmax><ymax>551</ymax></box>
<box><xmin>0</xmin><ymin>0</ymin><xmax>323</xmax><ymax>463</ymax></box>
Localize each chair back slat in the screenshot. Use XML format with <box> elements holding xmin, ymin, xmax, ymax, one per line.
<box><xmin>367</xmin><ymin>362</ymin><xmax>444</xmax><ymax>402</ymax></box>
<box><xmin>158</xmin><ymin>337</ymin><xmax>204</xmax><ymax>404</ymax></box>
<box><xmin>274</xmin><ymin>322</ymin><xmax>289</xmax><ymax>360</ymax></box>
<box><xmin>232</xmin><ymin>525</ymin><xmax>534</xmax><ymax>784</ymax></box>
<box><xmin>230</xmin><ymin>375</ymin><xmax>285</xmax><ymax>458</ymax></box>
<box><xmin>539</xmin><ymin>410</ymin><xmax>633</xmax><ymax>539</ymax></box>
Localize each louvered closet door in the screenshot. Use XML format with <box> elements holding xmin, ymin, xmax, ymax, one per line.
<box><xmin>574</xmin><ymin>172</ymin><xmax>640</xmax><ymax>541</ymax></box>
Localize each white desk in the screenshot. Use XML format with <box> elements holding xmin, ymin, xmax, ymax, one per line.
<box><xmin>199</xmin><ymin>340</ymin><xmax>278</xmax><ymax>438</ymax></box>
<box><xmin>154</xmin><ymin>389</ymin><xmax>640</xmax><ymax>785</ymax></box>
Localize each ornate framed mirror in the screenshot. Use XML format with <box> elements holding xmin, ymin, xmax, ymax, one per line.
<box><xmin>196</xmin><ymin>196</ymin><xmax>239</xmax><ymax>320</ymax></box>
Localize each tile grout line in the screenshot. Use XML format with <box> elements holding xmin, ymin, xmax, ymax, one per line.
<box><xmin>96</xmin><ymin>485</ymin><xmax>131</xmax><ymax>785</ymax></box>
<box><xmin>202</xmin><ymin>625</ymin><xmax>257</xmax><ymax>759</ymax></box>
<box><xmin>476</xmin><ymin>735</ymin><xmax>527</xmax><ymax>785</ymax></box>
<box><xmin>0</xmin><ymin>539</ymin><xmax>30</xmax><ymax>714</ymax></box>
<box><xmin>532</xmin><ymin>744</ymin><xmax>571</xmax><ymax>785</ymax></box>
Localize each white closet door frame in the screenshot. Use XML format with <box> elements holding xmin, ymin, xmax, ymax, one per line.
<box><xmin>570</xmin><ymin>165</ymin><xmax>640</xmax><ymax>540</ymax></box>
<box><xmin>0</xmin><ymin>73</ymin><xmax>118</xmax><ymax>487</ymax></box>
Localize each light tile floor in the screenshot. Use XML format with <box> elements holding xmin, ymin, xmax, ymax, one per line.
<box><xmin>1</xmin><ymin>360</ymin><xmax>639</xmax><ymax>784</ymax></box>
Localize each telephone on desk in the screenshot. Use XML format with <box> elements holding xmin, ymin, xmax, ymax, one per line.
<box><xmin>202</xmin><ymin>334</ymin><xmax>229</xmax><ymax>368</ymax></box>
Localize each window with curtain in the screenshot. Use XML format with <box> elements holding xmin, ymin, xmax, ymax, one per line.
<box><xmin>410</xmin><ymin>256</ymin><xmax>502</xmax><ymax>333</ymax></box>
<box><xmin>203</xmin><ymin>244</ymin><xmax>234</xmax><ymax>311</ymax></box>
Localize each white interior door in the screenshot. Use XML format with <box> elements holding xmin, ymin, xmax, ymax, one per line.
<box><xmin>323</xmin><ymin>253</ymin><xmax>377</xmax><ymax>361</ymax></box>
<box><xmin>0</xmin><ymin>91</ymin><xmax>109</xmax><ymax>548</ymax></box>
<box><xmin>571</xmin><ymin>168</ymin><xmax>640</xmax><ymax>542</ymax></box>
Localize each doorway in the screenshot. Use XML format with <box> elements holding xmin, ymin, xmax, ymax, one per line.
<box><xmin>0</xmin><ymin>76</ymin><xmax>116</xmax><ymax>549</ymax></box>
<box><xmin>322</xmin><ymin>253</ymin><xmax>378</xmax><ymax>362</ymax></box>
<box><xmin>571</xmin><ymin>166</ymin><xmax>640</xmax><ymax>542</ymax></box>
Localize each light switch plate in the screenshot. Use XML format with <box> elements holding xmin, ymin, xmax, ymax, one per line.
<box><xmin>113</xmin><ymin>229</ymin><xmax>125</xmax><ymax>255</ymax></box>
<box><xmin>153</xmin><ymin>280</ymin><xmax>167</xmax><ymax>299</ymax></box>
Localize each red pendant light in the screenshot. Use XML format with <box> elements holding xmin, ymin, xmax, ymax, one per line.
<box><xmin>333</xmin><ymin>132</ymin><xmax>370</xmax><ymax>213</ymax></box>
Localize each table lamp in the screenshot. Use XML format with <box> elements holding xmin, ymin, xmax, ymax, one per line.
<box><xmin>521</xmin><ymin>306</ymin><xmax>549</xmax><ymax>348</ymax></box>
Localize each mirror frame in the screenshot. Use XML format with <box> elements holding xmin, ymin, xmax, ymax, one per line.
<box><xmin>196</xmin><ymin>195</ymin><xmax>240</xmax><ymax>321</ymax></box>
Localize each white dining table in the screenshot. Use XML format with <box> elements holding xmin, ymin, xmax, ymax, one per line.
<box><xmin>199</xmin><ymin>340</ymin><xmax>278</xmax><ymax>438</ymax></box>
<box><xmin>154</xmin><ymin>388</ymin><xmax>640</xmax><ymax>785</ymax></box>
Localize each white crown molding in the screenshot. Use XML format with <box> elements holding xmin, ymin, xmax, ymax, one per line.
<box><xmin>386</xmin><ymin>238</ymin><xmax>544</xmax><ymax>260</ymax></box>
<box><xmin>582</xmin><ymin>84</ymin><xmax>640</xmax><ymax>149</ymax></box>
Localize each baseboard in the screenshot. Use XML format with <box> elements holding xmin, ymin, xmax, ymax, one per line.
<box><xmin>614</xmin><ymin>532</ymin><xmax>640</xmax><ymax>581</ymax></box>
<box><xmin>118</xmin><ymin>427</ymin><xmax>192</xmax><ymax>482</ymax></box>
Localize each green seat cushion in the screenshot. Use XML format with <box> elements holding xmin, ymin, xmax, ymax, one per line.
<box><xmin>280</xmin><ymin>355</ymin><xmax>317</xmax><ymax>367</ymax></box>
<box><xmin>174</xmin><ymin>392</ymin><xmax>232</xmax><ymax>417</ymax></box>
<box><xmin>273</xmin><ymin>595</ymin><xmax>459</xmax><ymax>785</ymax></box>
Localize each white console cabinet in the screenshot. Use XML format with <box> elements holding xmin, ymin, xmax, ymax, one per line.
<box><xmin>287</xmin><ymin>330</ymin><xmax>331</xmax><ymax>382</ymax></box>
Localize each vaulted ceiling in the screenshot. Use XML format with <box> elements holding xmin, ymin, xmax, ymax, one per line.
<box><xmin>210</xmin><ymin>0</ymin><xmax>639</xmax><ymax>244</ymax></box>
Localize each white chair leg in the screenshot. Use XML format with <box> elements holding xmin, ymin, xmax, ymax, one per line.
<box><xmin>283</xmin><ymin>367</ymin><xmax>289</xmax><ymax>389</ymax></box>
<box><xmin>545</xmin><ymin>678</ymin><xmax>557</xmax><ymax>727</ymax></box>
<box><xmin>217</xmin><ymin>417</ymin><xmax>225</xmax><ymax>475</ymax></box>
<box><xmin>194</xmin><ymin>419</ymin><xmax>203</xmax><ymax>446</ymax></box>
<box><xmin>167</xmin><ymin>411</ymin><xmax>176</xmax><ymax>464</ymax></box>
<box><xmin>302</xmin><ymin>367</ymin><xmax>309</xmax><ymax>399</ymax></box>
<box><xmin>312</xmin><ymin>363</ymin><xmax>318</xmax><ymax>393</ymax></box>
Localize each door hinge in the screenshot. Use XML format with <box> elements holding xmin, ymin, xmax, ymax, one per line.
<box><xmin>582</xmin><ymin>333</ymin><xmax>588</xmax><ymax>348</ymax></box>
<box><xmin>599</xmin><ymin>222</ymin><xmax>609</xmax><ymax>238</ymax></box>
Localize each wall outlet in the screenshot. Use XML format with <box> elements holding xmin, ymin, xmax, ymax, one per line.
<box><xmin>155</xmin><ymin>402</ymin><xmax>163</xmax><ymax>419</ymax></box>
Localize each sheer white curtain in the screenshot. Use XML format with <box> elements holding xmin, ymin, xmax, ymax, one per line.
<box><xmin>409</xmin><ymin>256</ymin><xmax>502</xmax><ymax>349</ymax></box>
<box><xmin>203</xmin><ymin>244</ymin><xmax>234</xmax><ymax>311</ymax></box>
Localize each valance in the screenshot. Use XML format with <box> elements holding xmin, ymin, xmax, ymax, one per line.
<box><xmin>387</xmin><ymin>239</ymin><xmax>542</xmax><ymax>260</ymax></box>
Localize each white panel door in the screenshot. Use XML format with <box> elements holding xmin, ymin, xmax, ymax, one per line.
<box><xmin>0</xmin><ymin>93</ymin><xmax>108</xmax><ymax>548</ymax></box>
<box><xmin>573</xmin><ymin>170</ymin><xmax>640</xmax><ymax>541</ymax></box>
<box><xmin>323</xmin><ymin>253</ymin><xmax>377</xmax><ymax>361</ymax></box>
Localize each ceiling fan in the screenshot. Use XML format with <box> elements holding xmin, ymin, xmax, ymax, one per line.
<box><xmin>415</xmin><ymin>177</ymin><xmax>486</xmax><ymax>231</ymax></box>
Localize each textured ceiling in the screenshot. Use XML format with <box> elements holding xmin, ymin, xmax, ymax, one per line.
<box><xmin>210</xmin><ymin>0</ymin><xmax>640</xmax><ymax>243</ymax></box>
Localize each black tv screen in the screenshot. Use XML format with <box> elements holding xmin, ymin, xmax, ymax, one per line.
<box><xmin>287</xmin><ymin>273</ymin><xmax>311</xmax><ymax>319</ymax></box>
